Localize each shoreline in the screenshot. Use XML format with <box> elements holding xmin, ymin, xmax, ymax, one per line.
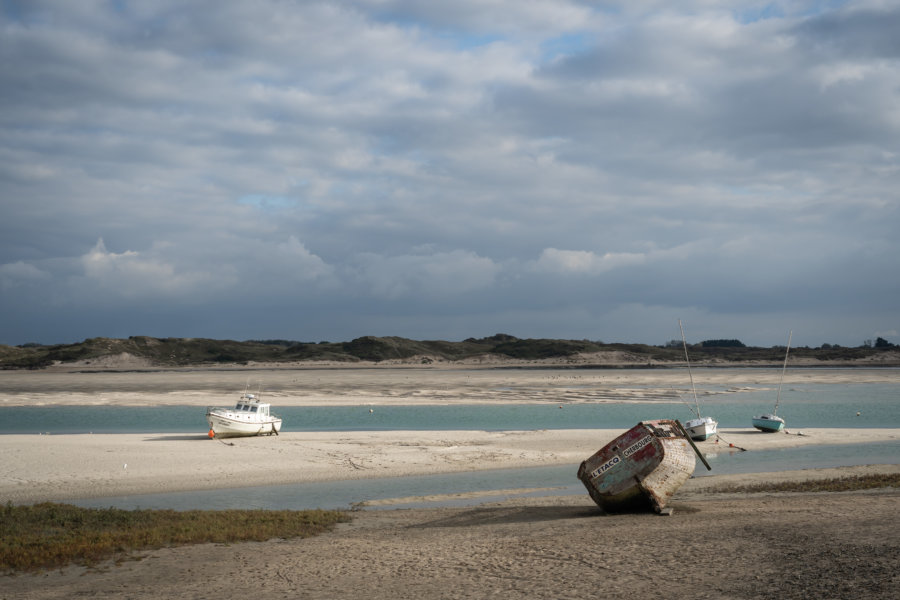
<box><xmin>2</xmin><ymin>366</ymin><xmax>898</xmax><ymax>505</ymax></box>
<box><xmin>2</xmin><ymin>427</ymin><xmax>897</xmax><ymax>505</ymax></box>
<box><xmin>3</xmin><ymin>365</ymin><xmax>898</xmax><ymax>598</ymax></box>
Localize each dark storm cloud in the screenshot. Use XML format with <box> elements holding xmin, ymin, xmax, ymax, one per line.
<box><xmin>1</xmin><ymin>1</ymin><xmax>897</xmax><ymax>347</ymax></box>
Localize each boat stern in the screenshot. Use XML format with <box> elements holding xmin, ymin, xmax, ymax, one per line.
<box><xmin>578</xmin><ymin>420</ymin><xmax>696</xmax><ymax>513</ymax></box>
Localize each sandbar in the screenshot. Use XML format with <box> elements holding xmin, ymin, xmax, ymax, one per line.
<box><xmin>2</xmin><ymin>366</ymin><xmax>899</xmax><ymax>598</ymax></box>
<box><xmin>1</xmin><ymin>427</ymin><xmax>897</xmax><ymax>505</ymax></box>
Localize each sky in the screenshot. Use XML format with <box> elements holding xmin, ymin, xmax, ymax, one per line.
<box><xmin>1</xmin><ymin>0</ymin><xmax>898</xmax><ymax>348</ymax></box>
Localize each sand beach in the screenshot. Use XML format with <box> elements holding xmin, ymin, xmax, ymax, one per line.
<box><xmin>0</xmin><ymin>427</ymin><xmax>898</xmax><ymax>506</ymax></box>
<box><xmin>1</xmin><ymin>365</ymin><xmax>898</xmax><ymax>598</ymax></box>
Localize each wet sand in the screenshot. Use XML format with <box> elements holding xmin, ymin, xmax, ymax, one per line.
<box><xmin>2</xmin><ymin>364</ymin><xmax>898</xmax><ymax>406</ymax></box>
<box><xmin>1</xmin><ymin>427</ymin><xmax>898</xmax><ymax>505</ymax></box>
<box><xmin>1</xmin><ymin>365</ymin><xmax>898</xmax><ymax>598</ymax></box>
<box><xmin>2</xmin><ymin>365</ymin><xmax>898</xmax><ymax>504</ymax></box>
<box><xmin>3</xmin><ymin>469</ymin><xmax>898</xmax><ymax>599</ymax></box>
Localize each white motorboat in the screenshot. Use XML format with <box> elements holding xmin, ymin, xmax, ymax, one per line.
<box><xmin>206</xmin><ymin>389</ymin><xmax>282</xmax><ymax>438</ymax></box>
<box><xmin>678</xmin><ymin>320</ymin><xmax>718</xmax><ymax>441</ymax></box>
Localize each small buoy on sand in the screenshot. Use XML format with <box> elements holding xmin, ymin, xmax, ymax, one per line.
<box><xmin>208</xmin><ymin>429</ymin><xmax>215</xmax><ymax>438</ymax></box>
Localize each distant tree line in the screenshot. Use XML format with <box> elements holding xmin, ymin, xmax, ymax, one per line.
<box><xmin>665</xmin><ymin>337</ymin><xmax>899</xmax><ymax>350</ymax></box>
<box><xmin>866</xmin><ymin>337</ymin><xmax>896</xmax><ymax>348</ymax></box>
<box><xmin>699</xmin><ymin>339</ymin><xmax>746</xmax><ymax>348</ymax></box>
<box><xmin>664</xmin><ymin>338</ymin><xmax>747</xmax><ymax>348</ymax></box>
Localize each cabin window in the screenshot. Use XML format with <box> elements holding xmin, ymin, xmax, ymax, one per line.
<box><xmin>250</xmin><ymin>406</ymin><xmax>258</xmax><ymax>412</ymax></box>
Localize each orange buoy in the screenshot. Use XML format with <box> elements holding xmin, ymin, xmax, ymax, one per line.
<box><xmin>208</xmin><ymin>428</ymin><xmax>215</xmax><ymax>439</ymax></box>
<box><xmin>729</xmin><ymin>443</ymin><xmax>734</xmax><ymax>447</ymax></box>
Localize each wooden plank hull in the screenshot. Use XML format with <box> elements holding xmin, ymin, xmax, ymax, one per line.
<box><xmin>577</xmin><ymin>420</ymin><xmax>696</xmax><ymax>513</ymax></box>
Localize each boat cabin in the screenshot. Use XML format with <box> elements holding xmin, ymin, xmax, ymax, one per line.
<box><xmin>234</xmin><ymin>394</ymin><xmax>271</xmax><ymax>417</ymax></box>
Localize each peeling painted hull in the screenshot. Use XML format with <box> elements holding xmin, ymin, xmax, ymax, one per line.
<box><xmin>577</xmin><ymin>420</ymin><xmax>697</xmax><ymax>513</ymax></box>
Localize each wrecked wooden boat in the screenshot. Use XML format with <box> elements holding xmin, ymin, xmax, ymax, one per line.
<box><xmin>577</xmin><ymin>419</ymin><xmax>710</xmax><ymax>513</ymax></box>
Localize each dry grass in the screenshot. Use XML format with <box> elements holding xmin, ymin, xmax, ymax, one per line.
<box><xmin>709</xmin><ymin>473</ymin><xmax>900</xmax><ymax>494</ymax></box>
<box><xmin>1</xmin><ymin>502</ymin><xmax>350</xmax><ymax>573</ymax></box>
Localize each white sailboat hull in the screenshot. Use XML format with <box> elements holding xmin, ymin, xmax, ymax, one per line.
<box><xmin>678</xmin><ymin>320</ymin><xmax>718</xmax><ymax>442</ymax></box>
<box><xmin>752</xmin><ymin>414</ymin><xmax>785</xmax><ymax>433</ymax></box>
<box><xmin>684</xmin><ymin>416</ymin><xmax>717</xmax><ymax>441</ymax></box>
<box><xmin>752</xmin><ymin>331</ymin><xmax>792</xmax><ymax>433</ymax></box>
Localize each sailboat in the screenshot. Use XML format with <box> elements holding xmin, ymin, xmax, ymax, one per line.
<box><xmin>678</xmin><ymin>320</ymin><xmax>718</xmax><ymax>441</ymax></box>
<box><xmin>752</xmin><ymin>331</ymin><xmax>792</xmax><ymax>433</ymax></box>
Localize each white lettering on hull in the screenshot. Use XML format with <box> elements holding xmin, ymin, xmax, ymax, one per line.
<box><xmin>623</xmin><ymin>435</ymin><xmax>653</xmax><ymax>458</ymax></box>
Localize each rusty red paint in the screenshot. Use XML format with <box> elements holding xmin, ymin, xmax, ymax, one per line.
<box><xmin>577</xmin><ymin>420</ymin><xmax>697</xmax><ymax>513</ymax></box>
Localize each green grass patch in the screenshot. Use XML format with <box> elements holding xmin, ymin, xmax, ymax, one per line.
<box><xmin>709</xmin><ymin>473</ymin><xmax>900</xmax><ymax>495</ymax></box>
<box><xmin>1</xmin><ymin>502</ymin><xmax>350</xmax><ymax>573</ymax></box>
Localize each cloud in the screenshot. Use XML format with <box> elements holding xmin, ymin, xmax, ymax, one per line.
<box><xmin>0</xmin><ymin>260</ymin><xmax>50</xmax><ymax>289</ymax></box>
<box><xmin>0</xmin><ymin>1</ymin><xmax>898</xmax><ymax>347</ymax></box>
<box><xmin>532</xmin><ymin>248</ymin><xmax>646</xmax><ymax>274</ymax></box>
<box><xmin>78</xmin><ymin>238</ymin><xmax>223</xmax><ymax>301</ymax></box>
<box><xmin>351</xmin><ymin>250</ymin><xmax>500</xmax><ymax>299</ymax></box>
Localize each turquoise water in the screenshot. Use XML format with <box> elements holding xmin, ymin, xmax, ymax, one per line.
<box><xmin>5</xmin><ymin>381</ymin><xmax>897</xmax><ymax>511</ymax></box>
<box><xmin>3</xmin><ymin>383</ymin><xmax>898</xmax><ymax>433</ymax></box>
<box><xmin>72</xmin><ymin>441</ymin><xmax>900</xmax><ymax>512</ymax></box>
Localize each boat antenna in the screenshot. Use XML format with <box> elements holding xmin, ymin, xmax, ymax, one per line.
<box><xmin>679</xmin><ymin>319</ymin><xmax>701</xmax><ymax>419</ymax></box>
<box><xmin>774</xmin><ymin>330</ymin><xmax>792</xmax><ymax>416</ymax></box>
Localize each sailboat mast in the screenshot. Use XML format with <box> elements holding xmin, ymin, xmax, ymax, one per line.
<box><xmin>679</xmin><ymin>319</ymin><xmax>701</xmax><ymax>418</ymax></box>
<box><xmin>774</xmin><ymin>330</ymin><xmax>792</xmax><ymax>416</ymax></box>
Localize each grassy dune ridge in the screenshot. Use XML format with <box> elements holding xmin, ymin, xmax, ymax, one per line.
<box><xmin>3</xmin><ymin>334</ymin><xmax>898</xmax><ymax>369</ymax></box>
